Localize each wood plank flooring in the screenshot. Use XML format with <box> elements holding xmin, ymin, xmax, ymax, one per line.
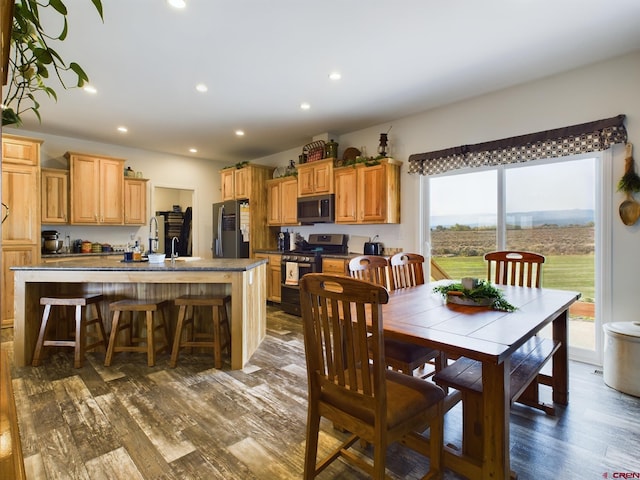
<box><xmin>2</xmin><ymin>306</ymin><xmax>639</xmax><ymax>479</ymax></box>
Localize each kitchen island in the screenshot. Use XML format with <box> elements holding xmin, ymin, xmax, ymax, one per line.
<box><xmin>11</xmin><ymin>257</ymin><xmax>267</xmax><ymax>369</ymax></box>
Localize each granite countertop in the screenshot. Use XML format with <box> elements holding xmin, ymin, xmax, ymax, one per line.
<box><xmin>13</xmin><ymin>256</ymin><xmax>267</xmax><ymax>272</ymax></box>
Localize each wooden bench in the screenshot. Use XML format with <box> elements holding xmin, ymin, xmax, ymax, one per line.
<box><xmin>433</xmin><ymin>336</ymin><xmax>560</xmax><ymax>459</ymax></box>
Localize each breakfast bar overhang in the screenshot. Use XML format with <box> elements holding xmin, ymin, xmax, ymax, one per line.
<box><xmin>10</xmin><ymin>257</ymin><xmax>267</xmax><ymax>369</ymax></box>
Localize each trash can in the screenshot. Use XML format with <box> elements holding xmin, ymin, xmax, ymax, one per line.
<box><xmin>603</xmin><ymin>321</ymin><xmax>640</xmax><ymax>397</ymax></box>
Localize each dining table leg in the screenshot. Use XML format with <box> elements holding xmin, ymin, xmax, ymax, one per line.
<box><xmin>552</xmin><ymin>309</ymin><xmax>569</xmax><ymax>405</ymax></box>
<box><xmin>481</xmin><ymin>358</ymin><xmax>511</xmax><ymax>480</ymax></box>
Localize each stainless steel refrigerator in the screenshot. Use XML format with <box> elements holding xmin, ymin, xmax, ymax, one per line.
<box><xmin>212</xmin><ymin>200</ymin><xmax>250</xmax><ymax>258</ymax></box>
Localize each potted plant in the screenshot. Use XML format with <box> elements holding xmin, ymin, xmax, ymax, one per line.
<box><xmin>2</xmin><ymin>0</ymin><xmax>103</xmax><ymax>127</ymax></box>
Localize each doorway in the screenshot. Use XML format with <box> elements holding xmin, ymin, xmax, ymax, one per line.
<box><xmin>153</xmin><ymin>186</ymin><xmax>194</xmax><ymax>257</ymax></box>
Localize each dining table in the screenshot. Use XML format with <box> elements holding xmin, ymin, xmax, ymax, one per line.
<box><xmin>382</xmin><ymin>281</ymin><xmax>580</xmax><ymax>480</ymax></box>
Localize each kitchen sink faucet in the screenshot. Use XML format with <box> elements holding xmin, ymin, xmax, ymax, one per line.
<box><xmin>171</xmin><ymin>236</ymin><xmax>179</xmax><ymax>264</ymax></box>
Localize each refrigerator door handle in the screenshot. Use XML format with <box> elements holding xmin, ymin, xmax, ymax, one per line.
<box><xmin>216</xmin><ymin>205</ymin><xmax>224</xmax><ymax>257</ymax></box>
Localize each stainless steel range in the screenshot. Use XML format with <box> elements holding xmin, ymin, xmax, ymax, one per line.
<box><xmin>280</xmin><ymin>233</ymin><xmax>348</xmax><ymax>316</ymax></box>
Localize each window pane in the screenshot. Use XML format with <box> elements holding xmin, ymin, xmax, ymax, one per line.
<box><xmin>505</xmin><ymin>158</ymin><xmax>596</xmax><ymax>351</ymax></box>
<box><xmin>430</xmin><ymin>170</ymin><xmax>497</xmax><ymax>280</ymax></box>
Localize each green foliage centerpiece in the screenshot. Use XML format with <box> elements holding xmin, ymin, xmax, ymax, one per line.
<box><xmin>433</xmin><ymin>278</ymin><xmax>517</xmax><ymax>312</ymax></box>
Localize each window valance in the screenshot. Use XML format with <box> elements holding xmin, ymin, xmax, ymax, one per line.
<box><xmin>408</xmin><ymin>114</ymin><xmax>627</xmax><ymax>175</ymax></box>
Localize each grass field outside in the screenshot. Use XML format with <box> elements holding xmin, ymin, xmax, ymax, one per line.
<box><xmin>432</xmin><ymin>254</ymin><xmax>595</xmax><ymax>302</ymax></box>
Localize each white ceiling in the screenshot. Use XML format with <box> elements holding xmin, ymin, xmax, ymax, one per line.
<box><xmin>8</xmin><ymin>0</ymin><xmax>640</xmax><ymax>163</ymax></box>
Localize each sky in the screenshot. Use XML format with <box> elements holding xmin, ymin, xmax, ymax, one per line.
<box><xmin>429</xmin><ymin>157</ymin><xmax>596</xmax><ymax>216</ymax></box>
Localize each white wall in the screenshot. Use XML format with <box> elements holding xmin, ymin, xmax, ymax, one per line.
<box><xmin>6</xmin><ymin>50</ymin><xmax>639</xmax><ymax>321</ymax></box>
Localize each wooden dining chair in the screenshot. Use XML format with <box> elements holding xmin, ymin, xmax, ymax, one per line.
<box><xmin>390</xmin><ymin>252</ymin><xmax>426</xmax><ymax>289</ymax></box>
<box><xmin>350</xmin><ymin>254</ymin><xmax>440</xmax><ymax>377</ymax></box>
<box><xmin>485</xmin><ymin>251</ymin><xmax>545</xmax><ymax>288</ymax></box>
<box><xmin>387</xmin><ymin>253</ymin><xmax>444</xmax><ymax>377</ymax></box>
<box><xmin>348</xmin><ymin>255</ymin><xmax>392</xmax><ymax>289</ymax></box>
<box><xmin>299</xmin><ymin>273</ymin><xmax>444</xmax><ymax>480</ymax></box>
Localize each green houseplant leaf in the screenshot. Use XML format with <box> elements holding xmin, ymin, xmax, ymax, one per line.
<box><xmin>2</xmin><ymin>0</ymin><xmax>104</xmax><ymax>127</ymax></box>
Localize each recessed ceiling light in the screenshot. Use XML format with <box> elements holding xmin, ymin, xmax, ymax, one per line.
<box><xmin>167</xmin><ymin>0</ymin><xmax>186</xmax><ymax>9</ymax></box>
<box><xmin>300</xmin><ymin>102</ymin><xmax>311</xmax><ymax>110</ymax></box>
<box><xmin>235</xmin><ymin>130</ymin><xmax>245</xmax><ymax>136</ymax></box>
<box><xmin>328</xmin><ymin>72</ymin><xmax>341</xmax><ymax>81</ymax></box>
<box><xmin>83</xmin><ymin>85</ymin><xmax>97</xmax><ymax>94</ymax></box>
<box><xmin>117</xmin><ymin>126</ymin><xmax>128</xmax><ymax>133</ymax></box>
<box><xmin>189</xmin><ymin>148</ymin><xmax>198</xmax><ymax>153</ymax></box>
<box><xmin>195</xmin><ymin>83</ymin><xmax>208</xmax><ymax>93</ymax></box>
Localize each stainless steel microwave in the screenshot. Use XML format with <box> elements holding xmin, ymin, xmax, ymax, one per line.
<box><xmin>297</xmin><ymin>194</ymin><xmax>335</xmax><ymax>224</ymax></box>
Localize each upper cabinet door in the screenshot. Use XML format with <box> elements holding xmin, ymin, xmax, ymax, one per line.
<box><xmin>358</xmin><ymin>164</ymin><xmax>387</xmax><ymax>223</ymax></box>
<box><xmin>234</xmin><ymin>167</ymin><xmax>251</xmax><ymax>199</ymax></box>
<box><xmin>1</xmin><ymin>163</ymin><xmax>39</xmax><ymax>244</ymax></box>
<box><xmin>221</xmin><ymin>169</ymin><xmax>235</xmax><ymax>201</ymax></box>
<box><xmin>124</xmin><ymin>178</ymin><xmax>148</xmax><ymax>225</ymax></box>
<box><xmin>2</xmin><ymin>135</ymin><xmax>40</xmax><ymax>166</ymax></box>
<box><xmin>334</xmin><ymin>167</ymin><xmax>357</xmax><ymax>223</ymax></box>
<box><xmin>69</xmin><ymin>154</ymin><xmax>100</xmax><ymax>224</ymax></box>
<box><xmin>100</xmin><ymin>158</ymin><xmax>125</xmax><ymax>224</ymax></box>
<box><xmin>41</xmin><ymin>168</ymin><xmax>69</xmax><ymax>224</ymax></box>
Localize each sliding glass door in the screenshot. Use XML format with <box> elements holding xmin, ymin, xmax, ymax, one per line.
<box><xmin>426</xmin><ymin>153</ymin><xmax>603</xmax><ymax>363</ymax></box>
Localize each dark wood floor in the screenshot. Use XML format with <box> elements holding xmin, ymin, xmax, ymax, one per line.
<box><xmin>2</xmin><ymin>306</ymin><xmax>639</xmax><ymax>479</ymax></box>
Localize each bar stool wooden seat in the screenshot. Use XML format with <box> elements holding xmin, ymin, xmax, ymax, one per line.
<box><xmin>170</xmin><ymin>294</ymin><xmax>231</xmax><ymax>368</ymax></box>
<box><xmin>105</xmin><ymin>299</ymin><xmax>171</xmax><ymax>367</ymax></box>
<box><xmin>32</xmin><ymin>294</ymin><xmax>107</xmax><ymax>368</ymax></box>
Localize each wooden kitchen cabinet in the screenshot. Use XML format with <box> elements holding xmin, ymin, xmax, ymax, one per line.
<box><xmin>67</xmin><ymin>152</ymin><xmax>125</xmax><ymax>225</ymax></box>
<box><xmin>2</xmin><ymin>134</ymin><xmax>40</xmax><ymax>166</ymax></box>
<box><xmin>322</xmin><ymin>258</ymin><xmax>348</xmax><ymax>275</ymax></box>
<box><xmin>41</xmin><ymin>168</ymin><xmax>69</xmax><ymax>224</ymax></box>
<box><xmin>297</xmin><ymin>158</ymin><xmax>334</xmax><ymax>197</ymax></box>
<box><xmin>220</xmin><ymin>168</ymin><xmax>235</xmax><ymax>201</ymax></box>
<box><xmin>220</xmin><ymin>164</ymin><xmax>272</xmax><ymax>201</ymax></box>
<box><xmin>335</xmin><ymin>158</ymin><xmax>401</xmax><ymax>224</ymax></box>
<box><xmin>267</xmin><ymin>176</ymin><xmax>298</xmax><ymax>226</ymax></box>
<box><xmin>124</xmin><ymin>177</ymin><xmax>148</xmax><ymax>225</ymax></box>
<box><xmin>255</xmin><ymin>253</ymin><xmax>282</xmax><ymax>302</ymax></box>
<box><xmin>1</xmin><ymin>133</ymin><xmax>42</xmax><ymax>327</ymax></box>
<box><xmin>219</xmin><ymin>163</ymin><xmax>276</xmax><ymax>255</ymax></box>
<box><xmin>1</xmin><ymin>246</ymin><xmax>39</xmax><ymax>327</ymax></box>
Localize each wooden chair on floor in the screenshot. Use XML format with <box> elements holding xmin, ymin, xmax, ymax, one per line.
<box><xmin>299</xmin><ymin>273</ymin><xmax>444</xmax><ymax>480</ymax></box>
<box><xmin>32</xmin><ymin>294</ymin><xmax>107</xmax><ymax>368</ymax></box>
<box><xmin>390</xmin><ymin>252</ymin><xmax>426</xmax><ymax>289</ymax></box>
<box><xmin>485</xmin><ymin>250</ymin><xmax>545</xmax><ymax>288</ymax></box>
<box><xmin>388</xmin><ymin>253</ymin><xmax>444</xmax><ymax>377</ymax></box>
<box><xmin>350</xmin><ymin>254</ymin><xmax>441</xmax><ymax>377</ymax></box>
<box><xmin>348</xmin><ymin>255</ymin><xmax>392</xmax><ymax>289</ymax></box>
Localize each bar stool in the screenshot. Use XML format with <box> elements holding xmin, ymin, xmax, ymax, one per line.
<box><xmin>170</xmin><ymin>295</ymin><xmax>231</xmax><ymax>368</ymax></box>
<box><xmin>105</xmin><ymin>299</ymin><xmax>171</xmax><ymax>367</ymax></box>
<box><xmin>32</xmin><ymin>294</ymin><xmax>107</xmax><ymax>368</ymax></box>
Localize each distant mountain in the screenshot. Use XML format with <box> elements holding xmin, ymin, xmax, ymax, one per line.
<box><xmin>431</xmin><ymin>209</ymin><xmax>594</xmax><ymax>228</ymax></box>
